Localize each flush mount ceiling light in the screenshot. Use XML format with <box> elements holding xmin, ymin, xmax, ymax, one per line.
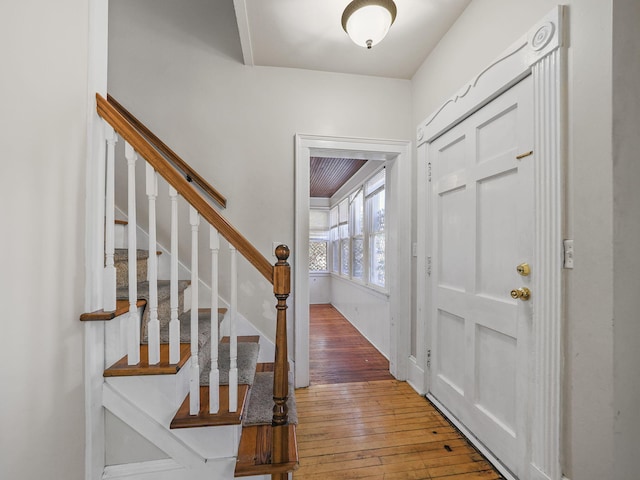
<box><xmin>341</xmin><ymin>0</ymin><xmax>397</xmax><ymax>49</ymax></box>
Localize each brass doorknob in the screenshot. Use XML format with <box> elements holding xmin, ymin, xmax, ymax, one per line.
<box><xmin>516</xmin><ymin>263</ymin><xmax>531</xmax><ymax>276</ymax></box>
<box><xmin>510</xmin><ymin>287</ymin><xmax>531</xmax><ymax>301</ymax></box>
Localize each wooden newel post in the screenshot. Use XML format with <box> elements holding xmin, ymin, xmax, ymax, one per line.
<box><xmin>272</xmin><ymin>244</ymin><xmax>290</xmax><ymax>472</ymax></box>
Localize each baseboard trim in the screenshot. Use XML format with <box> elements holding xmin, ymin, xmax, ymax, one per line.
<box><xmin>103</xmin><ymin>459</ymin><xmax>182</xmax><ymax>479</ymax></box>
<box><xmin>426</xmin><ymin>394</ymin><xmax>517</xmax><ymax>480</ymax></box>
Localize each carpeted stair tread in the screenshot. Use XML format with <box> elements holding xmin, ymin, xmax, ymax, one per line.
<box><xmin>151</xmin><ymin>309</ymin><xmax>227</xmax><ymax>374</ymax></box>
<box><xmin>139</xmin><ymin>309</ymin><xmax>223</xmax><ymax>344</ymax></box>
<box><xmin>114</xmin><ymin>250</ymin><xmax>148</xmax><ymax>287</ymax></box>
<box><xmin>114</xmin><ymin>248</ymin><xmax>149</xmax><ymax>261</ymax></box>
<box><xmin>143</xmin><ymin>309</ymin><xmax>216</xmax><ymax>342</ymax></box>
<box><xmin>242</xmin><ymin>371</ymin><xmax>297</xmax><ymax>426</ymax></box>
<box><xmin>117</xmin><ymin>279</ymin><xmax>190</xmax><ymax>306</ymax></box>
<box><xmin>117</xmin><ymin>280</ymin><xmax>190</xmax><ymax>340</ymax></box>
<box><xmin>200</xmin><ymin>342</ymin><xmax>260</xmax><ymax>386</ymax></box>
<box><xmin>174</xmin><ymin>309</ymin><xmax>226</xmax><ymax>342</ymax></box>
<box><xmin>177</xmin><ymin>311</ymin><xmax>215</xmax><ymax>373</ymax></box>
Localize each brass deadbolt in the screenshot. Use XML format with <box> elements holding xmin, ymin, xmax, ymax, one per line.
<box><xmin>516</xmin><ymin>263</ymin><xmax>531</xmax><ymax>276</ymax></box>
<box><xmin>510</xmin><ymin>287</ymin><xmax>531</xmax><ymax>301</ymax></box>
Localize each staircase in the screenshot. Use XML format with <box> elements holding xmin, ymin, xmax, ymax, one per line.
<box><xmin>81</xmin><ymin>95</ymin><xmax>298</xmax><ymax>479</ymax></box>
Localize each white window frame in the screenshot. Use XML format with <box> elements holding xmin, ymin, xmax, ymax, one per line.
<box><xmin>349</xmin><ymin>188</ymin><xmax>365</xmax><ymax>282</ymax></box>
<box><xmin>329</xmin><ymin>206</ymin><xmax>339</xmax><ymax>274</ymax></box>
<box><xmin>329</xmin><ymin>167</ymin><xmax>387</xmax><ymax>294</ymax></box>
<box><xmin>338</xmin><ymin>198</ymin><xmax>350</xmax><ymax>277</ymax></box>
<box><xmin>365</xmin><ymin>170</ymin><xmax>386</xmax><ymax>289</ymax></box>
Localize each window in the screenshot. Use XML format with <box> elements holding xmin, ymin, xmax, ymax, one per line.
<box><xmin>338</xmin><ymin>198</ymin><xmax>349</xmax><ymax>276</ymax></box>
<box><xmin>328</xmin><ymin>167</ymin><xmax>386</xmax><ymax>290</ymax></box>
<box><xmin>329</xmin><ymin>207</ymin><xmax>339</xmax><ymax>273</ymax></box>
<box><xmin>365</xmin><ymin>169</ymin><xmax>385</xmax><ymax>287</ymax></box>
<box><xmin>309</xmin><ymin>209</ymin><xmax>329</xmax><ymax>272</ymax></box>
<box><xmin>350</xmin><ymin>189</ymin><xmax>364</xmax><ymax>280</ymax></box>
<box><xmin>309</xmin><ymin>241</ymin><xmax>328</xmax><ymax>271</ymax></box>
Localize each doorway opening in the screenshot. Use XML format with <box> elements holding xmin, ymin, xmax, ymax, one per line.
<box><xmin>294</xmin><ymin>134</ymin><xmax>411</xmax><ymax>389</ymax></box>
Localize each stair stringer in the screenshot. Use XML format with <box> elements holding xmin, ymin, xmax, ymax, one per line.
<box><xmin>101</xmin><ymin>458</ymin><xmax>267</xmax><ymax>480</ymax></box>
<box><xmin>103</xmin><ymin>380</ymin><xmax>271</xmax><ymax>479</ymax></box>
<box><xmin>104</xmin><ymin>370</ymin><xmax>241</xmax><ymax>461</ymax></box>
<box><xmin>102</xmin><ymin>459</ymin><xmax>270</xmax><ymax>480</ymax></box>
<box><xmin>103</xmin><ymin>382</ymin><xmax>203</xmax><ymax>468</ymax></box>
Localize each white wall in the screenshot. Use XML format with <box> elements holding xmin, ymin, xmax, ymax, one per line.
<box><xmin>106</xmin><ymin>411</ymin><xmax>169</xmax><ymax>465</ymax></box>
<box><xmin>331</xmin><ymin>276</ymin><xmax>390</xmax><ymax>358</ymax></box>
<box><xmin>612</xmin><ymin>0</ymin><xmax>640</xmax><ymax>477</ymax></box>
<box><xmin>108</xmin><ymin>0</ymin><xmax>412</xmax><ymax>345</ymax></box>
<box><xmin>411</xmin><ymin>1</ymin><xmax>616</xmax><ymax>478</ymax></box>
<box><xmin>0</xmin><ymin>1</ymin><xmax>88</xmax><ymax>479</ymax></box>
<box><xmin>309</xmin><ymin>274</ymin><xmax>331</xmax><ymax>304</ymax></box>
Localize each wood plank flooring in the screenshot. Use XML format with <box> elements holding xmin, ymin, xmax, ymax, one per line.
<box><xmin>309</xmin><ymin>304</ymin><xmax>394</xmax><ymax>385</ymax></box>
<box><xmin>294</xmin><ymin>304</ymin><xmax>503</xmax><ymax>480</ymax></box>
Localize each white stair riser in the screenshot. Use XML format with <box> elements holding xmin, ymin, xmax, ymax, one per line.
<box><xmin>104</xmin><ymin>367</ymin><xmax>241</xmax><ymax>460</ymax></box>
<box><xmin>114</xmin><ymin>222</ymin><xmax>127</xmax><ymax>249</ymax></box>
<box><xmin>105</xmin><ymin>307</ymin><xmax>144</xmax><ymax>368</ymax></box>
<box><xmin>106</xmin><ymin>364</ymin><xmax>190</xmax><ymax>416</ymax></box>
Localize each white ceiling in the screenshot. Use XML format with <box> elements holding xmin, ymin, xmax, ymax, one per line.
<box><xmin>233</xmin><ymin>0</ymin><xmax>472</xmax><ymax>79</ymax></box>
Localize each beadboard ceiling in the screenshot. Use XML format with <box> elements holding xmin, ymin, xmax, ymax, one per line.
<box><xmin>310</xmin><ymin>157</ymin><xmax>367</xmax><ymax>198</ymax></box>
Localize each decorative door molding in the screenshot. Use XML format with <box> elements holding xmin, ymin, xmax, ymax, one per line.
<box><xmin>416</xmin><ymin>7</ymin><xmax>565</xmax><ymax>480</ymax></box>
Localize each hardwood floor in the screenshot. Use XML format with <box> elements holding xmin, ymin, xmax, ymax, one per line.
<box><xmin>309</xmin><ymin>304</ymin><xmax>394</xmax><ymax>385</ymax></box>
<box><xmin>293</xmin><ymin>304</ymin><xmax>503</xmax><ymax>480</ymax></box>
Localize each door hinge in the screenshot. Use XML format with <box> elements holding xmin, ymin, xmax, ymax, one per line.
<box><xmin>427</xmin><ymin>162</ymin><xmax>432</xmax><ymax>182</ymax></box>
<box><xmin>563</xmin><ymin>239</ymin><xmax>574</xmax><ymax>269</ymax></box>
<box><xmin>427</xmin><ymin>256</ymin><xmax>432</xmax><ymax>276</ymax></box>
<box><xmin>426</xmin><ymin>349</ymin><xmax>431</xmax><ymax>369</ymax></box>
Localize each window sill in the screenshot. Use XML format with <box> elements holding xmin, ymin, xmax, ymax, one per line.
<box><xmin>310</xmin><ymin>271</ymin><xmax>330</xmax><ymax>277</ymax></box>
<box><xmin>330</xmin><ymin>273</ymin><xmax>389</xmax><ymax>299</ymax></box>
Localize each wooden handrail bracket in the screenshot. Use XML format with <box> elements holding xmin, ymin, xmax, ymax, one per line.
<box><xmin>96</xmin><ymin>93</ymin><xmax>273</xmax><ymax>284</ymax></box>
<box><xmin>106</xmin><ymin>94</ymin><xmax>227</xmax><ymax>209</ymax></box>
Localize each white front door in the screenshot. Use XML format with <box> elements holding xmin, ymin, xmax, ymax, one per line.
<box><xmin>429</xmin><ymin>75</ymin><xmax>533</xmax><ymax>478</ymax></box>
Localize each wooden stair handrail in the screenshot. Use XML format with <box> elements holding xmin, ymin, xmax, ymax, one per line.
<box><xmin>96</xmin><ymin>93</ymin><xmax>273</xmax><ymax>283</ymax></box>
<box><xmin>97</xmin><ymin>92</ymin><xmax>292</xmax><ymax>475</ymax></box>
<box><xmin>106</xmin><ymin>94</ymin><xmax>227</xmax><ymax>209</ymax></box>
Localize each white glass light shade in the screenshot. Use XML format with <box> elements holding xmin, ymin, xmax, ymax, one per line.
<box><xmin>342</xmin><ymin>0</ymin><xmax>397</xmax><ymax>49</ymax></box>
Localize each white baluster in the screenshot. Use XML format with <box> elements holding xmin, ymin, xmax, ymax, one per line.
<box><xmin>209</xmin><ymin>226</ymin><xmax>220</xmax><ymax>414</ymax></box>
<box><xmin>146</xmin><ymin>164</ymin><xmax>160</xmax><ymax>365</ymax></box>
<box><xmin>189</xmin><ymin>206</ymin><xmax>200</xmax><ymax>415</ymax></box>
<box><xmin>103</xmin><ymin>125</ymin><xmax>117</xmax><ymax>312</ymax></box>
<box><xmin>228</xmin><ymin>245</ymin><xmax>238</xmax><ymax>412</ymax></box>
<box><xmin>125</xmin><ymin>143</ymin><xmax>140</xmax><ymax>365</ymax></box>
<box><xmin>169</xmin><ymin>187</ymin><xmax>180</xmax><ymax>364</ymax></box>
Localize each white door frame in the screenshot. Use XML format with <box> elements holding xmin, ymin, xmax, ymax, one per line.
<box><xmin>294</xmin><ymin>134</ymin><xmax>412</xmax><ymax>389</ymax></box>
<box><xmin>85</xmin><ymin>1</ymin><xmax>110</xmax><ymax>479</ymax></box>
<box><xmin>417</xmin><ymin>7</ymin><xmax>565</xmax><ymax>480</ymax></box>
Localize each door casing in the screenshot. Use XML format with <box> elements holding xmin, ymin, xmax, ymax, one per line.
<box><xmin>294</xmin><ymin>134</ymin><xmax>412</xmax><ymax>389</ymax></box>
